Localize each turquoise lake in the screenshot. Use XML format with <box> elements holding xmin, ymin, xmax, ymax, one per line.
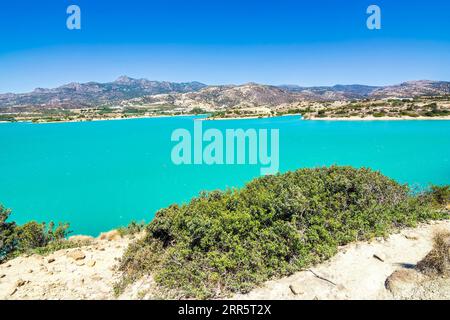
<box><xmin>1</xmin><ymin>116</ymin><xmax>449</xmax><ymax>236</ymax></box>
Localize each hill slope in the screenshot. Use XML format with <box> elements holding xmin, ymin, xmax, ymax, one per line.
<box><xmin>1</xmin><ymin>79</ymin><xmax>449</xmax><ymax>112</ymax></box>
<box><xmin>0</xmin><ymin>76</ymin><xmax>206</xmax><ymax>110</ymax></box>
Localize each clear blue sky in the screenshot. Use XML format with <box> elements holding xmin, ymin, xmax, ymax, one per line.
<box><xmin>0</xmin><ymin>0</ymin><xmax>449</xmax><ymax>93</ymax></box>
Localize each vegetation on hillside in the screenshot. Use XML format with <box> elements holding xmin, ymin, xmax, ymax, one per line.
<box><xmin>116</xmin><ymin>166</ymin><xmax>449</xmax><ymax>299</ymax></box>
<box><xmin>416</xmin><ymin>230</ymin><xmax>450</xmax><ymax>275</ymax></box>
<box><xmin>117</xmin><ymin>220</ymin><xmax>146</xmax><ymax>237</ymax></box>
<box><xmin>424</xmin><ymin>185</ymin><xmax>450</xmax><ymax>208</ymax></box>
<box><xmin>297</xmin><ymin>96</ymin><xmax>450</xmax><ymax>119</ymax></box>
<box><xmin>0</xmin><ymin>206</ymin><xmax>74</xmax><ymax>263</ymax></box>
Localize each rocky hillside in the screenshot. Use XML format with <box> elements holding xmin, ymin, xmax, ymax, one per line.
<box><xmin>279</xmin><ymin>84</ymin><xmax>382</xmax><ymax>100</ymax></box>
<box><xmin>127</xmin><ymin>81</ymin><xmax>450</xmax><ymax>113</ymax></box>
<box><xmin>1</xmin><ymin>78</ymin><xmax>449</xmax><ymax>112</ymax></box>
<box><xmin>0</xmin><ymin>76</ymin><xmax>206</xmax><ymax>111</ymax></box>
<box><xmin>370</xmin><ymin>81</ymin><xmax>450</xmax><ymax>98</ymax></box>
<box><xmin>132</xmin><ymin>83</ymin><xmax>299</xmax><ymax>111</ymax></box>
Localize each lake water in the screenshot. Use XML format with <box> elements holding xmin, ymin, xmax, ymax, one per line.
<box><xmin>1</xmin><ymin>115</ymin><xmax>449</xmax><ymax>235</ymax></box>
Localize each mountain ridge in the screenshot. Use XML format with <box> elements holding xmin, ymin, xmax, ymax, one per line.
<box><xmin>1</xmin><ymin>77</ymin><xmax>449</xmax><ymax>111</ymax></box>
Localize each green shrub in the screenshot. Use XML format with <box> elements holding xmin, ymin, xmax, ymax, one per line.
<box><xmin>0</xmin><ymin>205</ymin><xmax>16</xmax><ymax>263</ymax></box>
<box><xmin>118</xmin><ymin>220</ymin><xmax>146</xmax><ymax>237</ymax></box>
<box><xmin>423</xmin><ymin>185</ymin><xmax>450</xmax><ymax>208</ymax></box>
<box><xmin>15</xmin><ymin>221</ymin><xmax>70</xmax><ymax>253</ymax></box>
<box><xmin>0</xmin><ymin>206</ymin><xmax>72</xmax><ymax>263</ymax></box>
<box><xmin>117</xmin><ymin>166</ymin><xmax>448</xmax><ymax>299</ymax></box>
<box><xmin>190</xmin><ymin>107</ymin><xmax>206</xmax><ymax>115</ymax></box>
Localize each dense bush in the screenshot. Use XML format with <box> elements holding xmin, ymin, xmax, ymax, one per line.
<box><xmin>117</xmin><ymin>166</ymin><xmax>448</xmax><ymax>299</ymax></box>
<box><xmin>117</xmin><ymin>220</ymin><xmax>146</xmax><ymax>237</ymax></box>
<box><xmin>0</xmin><ymin>205</ymin><xmax>72</xmax><ymax>263</ymax></box>
<box><xmin>0</xmin><ymin>206</ymin><xmax>16</xmax><ymax>262</ymax></box>
<box><xmin>423</xmin><ymin>185</ymin><xmax>450</xmax><ymax>207</ymax></box>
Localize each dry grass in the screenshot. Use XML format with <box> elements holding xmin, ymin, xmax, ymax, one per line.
<box><xmin>416</xmin><ymin>230</ymin><xmax>450</xmax><ymax>275</ymax></box>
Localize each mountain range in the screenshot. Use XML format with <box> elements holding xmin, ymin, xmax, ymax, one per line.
<box><xmin>1</xmin><ymin>77</ymin><xmax>449</xmax><ymax>111</ymax></box>
<box><xmin>0</xmin><ymin>76</ymin><xmax>206</xmax><ymax>110</ymax></box>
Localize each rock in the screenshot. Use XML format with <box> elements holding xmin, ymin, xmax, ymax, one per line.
<box><xmin>0</xmin><ymin>274</ymin><xmax>6</xmax><ymax>279</ymax></box>
<box><xmin>69</xmin><ymin>235</ymin><xmax>95</xmax><ymax>243</ymax></box>
<box><xmin>28</xmin><ymin>269</ymin><xmax>33</xmax><ymax>273</ymax></box>
<box><xmin>5</xmin><ymin>264</ymin><xmax>11</xmax><ymax>268</ymax></box>
<box><xmin>9</xmin><ymin>287</ymin><xmax>18</xmax><ymax>296</ymax></box>
<box><xmin>47</xmin><ymin>258</ymin><xmax>56</xmax><ymax>264</ymax></box>
<box><xmin>98</xmin><ymin>230</ymin><xmax>121</xmax><ymax>241</ymax></box>
<box><xmin>67</xmin><ymin>250</ymin><xmax>86</xmax><ymax>261</ymax></box>
<box><xmin>385</xmin><ymin>269</ymin><xmax>422</xmax><ymax>296</ymax></box>
<box><xmin>87</xmin><ymin>260</ymin><xmax>96</xmax><ymax>267</ymax></box>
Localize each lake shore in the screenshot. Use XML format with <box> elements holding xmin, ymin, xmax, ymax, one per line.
<box><xmin>203</xmin><ymin>114</ymin><xmax>450</xmax><ymax>121</ymax></box>
<box><xmin>305</xmin><ymin>115</ymin><xmax>450</xmax><ymax>121</ymax></box>
<box><xmin>3</xmin><ymin>113</ymin><xmax>450</xmax><ymax>124</ymax></box>
<box><xmin>0</xmin><ymin>113</ymin><xmax>198</xmax><ymax>124</ymax></box>
<box><xmin>202</xmin><ymin>115</ymin><xmax>268</xmax><ymax>121</ymax></box>
<box><xmin>203</xmin><ymin>114</ymin><xmax>302</xmax><ymax>121</ymax></box>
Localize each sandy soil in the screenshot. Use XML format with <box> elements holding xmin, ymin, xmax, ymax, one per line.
<box><xmin>1</xmin><ymin>221</ymin><xmax>449</xmax><ymax>300</ymax></box>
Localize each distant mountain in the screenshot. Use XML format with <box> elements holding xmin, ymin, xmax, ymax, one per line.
<box><xmin>1</xmin><ymin>78</ymin><xmax>449</xmax><ymax>111</ymax></box>
<box><xmin>279</xmin><ymin>84</ymin><xmax>381</xmax><ymax>99</ymax></box>
<box><xmin>0</xmin><ymin>76</ymin><xmax>207</xmax><ymax>109</ymax></box>
<box><xmin>369</xmin><ymin>80</ymin><xmax>450</xmax><ymax>98</ymax></box>
<box><xmin>125</xmin><ymin>83</ymin><xmax>296</xmax><ymax>111</ymax></box>
<box><xmin>278</xmin><ymin>81</ymin><xmax>450</xmax><ymax>100</ymax></box>
<box><xmin>179</xmin><ymin>83</ymin><xmax>299</xmax><ymax>107</ymax></box>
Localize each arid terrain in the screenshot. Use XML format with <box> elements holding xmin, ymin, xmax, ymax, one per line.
<box><xmin>1</xmin><ymin>78</ymin><xmax>449</xmax><ymax>122</ymax></box>
<box><xmin>1</xmin><ymin>220</ymin><xmax>448</xmax><ymax>300</ymax></box>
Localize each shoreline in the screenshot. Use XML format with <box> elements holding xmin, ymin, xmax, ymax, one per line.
<box><xmin>202</xmin><ymin>115</ymin><xmax>269</xmax><ymax>121</ymax></box>
<box><xmin>2</xmin><ymin>113</ymin><xmax>450</xmax><ymax>124</ymax></box>
<box><xmin>0</xmin><ymin>113</ymin><xmax>199</xmax><ymax>125</ymax></box>
<box><xmin>305</xmin><ymin>115</ymin><xmax>450</xmax><ymax>121</ymax></box>
<box><xmin>203</xmin><ymin>114</ymin><xmax>302</xmax><ymax>121</ymax></box>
